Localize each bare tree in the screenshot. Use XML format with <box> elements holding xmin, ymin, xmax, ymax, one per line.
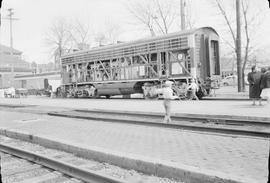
<box><xmin>94</xmin><ymin>32</ymin><xmax>106</xmax><ymax>47</ymax></box>
<box><xmin>212</xmin><ymin>0</ymin><xmax>263</xmax><ymax>90</ymax></box>
<box><xmin>69</xmin><ymin>19</ymin><xmax>91</xmax><ymax>50</ymax></box>
<box><xmin>92</xmin><ymin>20</ymin><xmax>121</xmax><ymax>46</ymax></box>
<box><xmin>104</xmin><ymin>20</ymin><xmax>121</xmax><ymax>44</ymax></box>
<box><xmin>126</xmin><ymin>0</ymin><xmax>156</xmax><ymax>36</ymax></box>
<box><xmin>45</xmin><ymin>18</ymin><xmax>72</xmax><ymax>69</ymax></box>
<box><xmin>126</xmin><ymin>0</ymin><xmax>179</xmax><ymax>36</ymax></box>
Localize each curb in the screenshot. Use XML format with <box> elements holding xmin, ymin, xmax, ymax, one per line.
<box><xmin>80</xmin><ymin>108</ymin><xmax>270</xmax><ymax>124</ymax></box>
<box><xmin>0</xmin><ymin>128</ymin><xmax>258</xmax><ymax>183</ymax></box>
<box><xmin>202</xmin><ymin>97</ymin><xmax>250</xmax><ymax>101</ymax></box>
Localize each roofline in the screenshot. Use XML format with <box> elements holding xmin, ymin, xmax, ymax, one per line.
<box><xmin>14</xmin><ymin>71</ymin><xmax>61</xmax><ymax>78</ymax></box>
<box><xmin>0</xmin><ymin>44</ymin><xmax>22</xmax><ymax>54</ymax></box>
<box><xmin>62</xmin><ymin>27</ymin><xmax>218</xmax><ymax>58</ymax></box>
<box><xmin>201</xmin><ymin>26</ymin><xmax>219</xmax><ymax>36</ymax></box>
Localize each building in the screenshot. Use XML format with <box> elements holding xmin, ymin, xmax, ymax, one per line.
<box><xmin>220</xmin><ymin>57</ymin><xmax>255</xmax><ymax>78</ymax></box>
<box><xmin>36</xmin><ymin>62</ymin><xmax>57</xmax><ymax>73</ymax></box>
<box><xmin>0</xmin><ymin>44</ymin><xmax>32</xmax><ymax>88</ymax></box>
<box><xmin>14</xmin><ymin>71</ymin><xmax>61</xmax><ymax>90</ymax></box>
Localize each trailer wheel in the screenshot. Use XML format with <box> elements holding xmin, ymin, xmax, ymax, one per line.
<box><xmin>105</xmin><ymin>95</ymin><xmax>110</xmax><ymax>99</ymax></box>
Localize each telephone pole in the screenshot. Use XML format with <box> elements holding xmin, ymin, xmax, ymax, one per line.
<box><xmin>7</xmin><ymin>8</ymin><xmax>15</xmax><ymax>55</ymax></box>
<box><xmin>2</xmin><ymin>8</ymin><xmax>18</xmax><ymax>72</ymax></box>
<box><xmin>2</xmin><ymin>8</ymin><xmax>19</xmax><ymax>55</ymax></box>
<box><xmin>180</xmin><ymin>0</ymin><xmax>186</xmax><ymax>30</ymax></box>
<box><xmin>236</xmin><ymin>0</ymin><xmax>243</xmax><ymax>92</ymax></box>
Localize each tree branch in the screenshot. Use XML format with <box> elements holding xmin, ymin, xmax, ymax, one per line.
<box><xmin>214</xmin><ymin>0</ymin><xmax>236</xmax><ymax>49</ymax></box>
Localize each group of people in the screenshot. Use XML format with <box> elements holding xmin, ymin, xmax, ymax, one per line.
<box><xmin>248</xmin><ymin>65</ymin><xmax>270</xmax><ymax>105</ymax></box>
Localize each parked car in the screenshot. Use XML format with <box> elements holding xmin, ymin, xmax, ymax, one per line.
<box><xmin>221</xmin><ymin>75</ymin><xmax>248</xmax><ymax>86</ymax></box>
<box><xmin>4</xmin><ymin>87</ymin><xmax>16</xmax><ymax>98</ymax></box>
<box><xmin>221</xmin><ymin>75</ymin><xmax>237</xmax><ymax>86</ymax></box>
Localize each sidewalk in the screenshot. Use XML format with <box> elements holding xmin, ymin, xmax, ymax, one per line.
<box><xmin>0</xmin><ymin>97</ymin><xmax>269</xmax><ymax>119</ymax></box>
<box><xmin>0</xmin><ymin>105</ymin><xmax>268</xmax><ymax>182</ymax></box>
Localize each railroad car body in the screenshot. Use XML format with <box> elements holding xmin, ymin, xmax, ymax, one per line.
<box><xmin>61</xmin><ymin>27</ymin><xmax>221</xmax><ymax>98</ymax></box>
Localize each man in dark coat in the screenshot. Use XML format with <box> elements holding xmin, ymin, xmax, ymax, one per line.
<box><xmin>247</xmin><ymin>65</ymin><xmax>263</xmax><ymax>105</ymax></box>
<box><xmin>261</xmin><ymin>67</ymin><xmax>270</xmax><ymax>89</ymax></box>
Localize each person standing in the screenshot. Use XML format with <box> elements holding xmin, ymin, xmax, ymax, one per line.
<box><xmin>156</xmin><ymin>80</ymin><xmax>174</xmax><ymax>123</ymax></box>
<box><xmin>261</xmin><ymin>67</ymin><xmax>267</xmax><ymax>74</ymax></box>
<box><xmin>247</xmin><ymin>65</ymin><xmax>263</xmax><ymax>105</ymax></box>
<box><xmin>187</xmin><ymin>78</ymin><xmax>199</xmax><ymax>100</ymax></box>
<box><xmin>260</xmin><ymin>66</ymin><xmax>270</xmax><ymax>105</ymax></box>
<box><xmin>162</xmin><ymin>80</ymin><xmax>174</xmax><ymax>123</ymax></box>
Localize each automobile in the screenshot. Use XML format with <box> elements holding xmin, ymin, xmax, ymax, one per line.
<box><xmin>221</xmin><ymin>75</ymin><xmax>237</xmax><ymax>86</ymax></box>
<box><xmin>221</xmin><ymin>75</ymin><xmax>248</xmax><ymax>86</ymax></box>
<box><xmin>4</xmin><ymin>87</ymin><xmax>16</xmax><ymax>98</ymax></box>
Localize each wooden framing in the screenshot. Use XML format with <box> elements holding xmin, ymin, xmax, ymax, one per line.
<box><xmin>61</xmin><ymin>27</ymin><xmax>220</xmax><ymax>86</ymax></box>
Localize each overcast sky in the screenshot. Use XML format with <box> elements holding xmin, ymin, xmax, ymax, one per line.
<box><xmin>0</xmin><ymin>0</ymin><xmax>269</xmax><ymax>64</ymax></box>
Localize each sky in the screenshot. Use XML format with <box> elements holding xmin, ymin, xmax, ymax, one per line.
<box><xmin>0</xmin><ymin>0</ymin><xmax>270</xmax><ymax>64</ymax></box>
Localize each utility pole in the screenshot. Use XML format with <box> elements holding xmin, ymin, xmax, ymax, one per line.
<box><xmin>3</xmin><ymin>8</ymin><xmax>18</xmax><ymax>76</ymax></box>
<box><xmin>236</xmin><ymin>0</ymin><xmax>243</xmax><ymax>92</ymax></box>
<box><xmin>180</xmin><ymin>0</ymin><xmax>186</xmax><ymax>30</ymax></box>
<box><xmin>7</xmin><ymin>8</ymin><xmax>15</xmax><ymax>55</ymax></box>
<box><xmin>2</xmin><ymin>8</ymin><xmax>19</xmax><ymax>55</ymax></box>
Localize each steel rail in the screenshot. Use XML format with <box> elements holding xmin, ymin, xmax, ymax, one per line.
<box><xmin>0</xmin><ymin>143</ymin><xmax>128</xmax><ymax>183</ymax></box>
<box><xmin>48</xmin><ymin>110</ymin><xmax>270</xmax><ymax>138</ymax></box>
<box><xmin>76</xmin><ymin>109</ymin><xmax>270</xmax><ymax>127</ymax></box>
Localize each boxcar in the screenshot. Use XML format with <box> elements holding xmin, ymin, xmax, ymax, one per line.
<box><xmin>61</xmin><ymin>27</ymin><xmax>221</xmax><ymax>99</ymax></box>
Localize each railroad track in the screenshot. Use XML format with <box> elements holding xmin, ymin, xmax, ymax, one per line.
<box><xmin>0</xmin><ymin>103</ymin><xmax>269</xmax><ymax>137</ymax></box>
<box><xmin>0</xmin><ymin>135</ymin><xmax>180</xmax><ymax>183</ymax></box>
<box><xmin>0</xmin><ymin>140</ymin><xmax>126</xmax><ymax>183</ymax></box>
<box><xmin>48</xmin><ymin>109</ymin><xmax>270</xmax><ymax>138</ymax></box>
<box><xmin>0</xmin><ymin>152</ymin><xmax>83</xmax><ymax>183</ymax></box>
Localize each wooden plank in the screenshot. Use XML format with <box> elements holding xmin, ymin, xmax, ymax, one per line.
<box><xmin>97</xmin><ymin>60</ymin><xmax>110</xmax><ymax>80</ymax></box>
<box><xmin>139</xmin><ymin>55</ymin><xmax>158</xmax><ymax>77</ymax></box>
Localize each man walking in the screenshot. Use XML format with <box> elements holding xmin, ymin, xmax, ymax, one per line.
<box><xmin>162</xmin><ymin>80</ymin><xmax>174</xmax><ymax>123</ymax></box>
<box><xmin>156</xmin><ymin>80</ymin><xmax>174</xmax><ymax>123</ymax></box>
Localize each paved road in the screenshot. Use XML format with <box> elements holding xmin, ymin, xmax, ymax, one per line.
<box><xmin>0</xmin><ymin>107</ymin><xmax>268</xmax><ymax>182</ymax></box>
